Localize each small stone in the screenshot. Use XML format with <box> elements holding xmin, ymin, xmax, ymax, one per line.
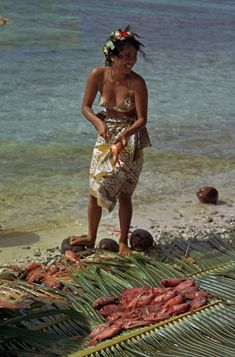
<box><xmin>34</xmin><ymin>249</ymin><xmax>41</xmax><ymax>257</ymax></box>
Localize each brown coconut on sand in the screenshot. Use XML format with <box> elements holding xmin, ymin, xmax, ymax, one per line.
<box><xmin>196</xmin><ymin>186</ymin><xmax>219</xmax><ymax>205</ymax></box>
<box><xmin>130</xmin><ymin>229</ymin><xmax>154</xmax><ymax>252</ymax></box>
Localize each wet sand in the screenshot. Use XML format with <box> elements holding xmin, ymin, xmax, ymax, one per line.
<box><xmin>0</xmin><ymin>192</ymin><xmax>234</xmax><ymax>265</ymax></box>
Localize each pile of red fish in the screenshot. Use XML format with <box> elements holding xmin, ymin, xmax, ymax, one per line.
<box><xmin>89</xmin><ymin>277</ymin><xmax>214</xmax><ymax>345</ymax></box>
<box><xmin>8</xmin><ymin>250</ymin><xmax>81</xmax><ymax>291</ymax></box>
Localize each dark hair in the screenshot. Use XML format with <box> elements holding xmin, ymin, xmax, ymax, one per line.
<box><xmin>105</xmin><ymin>37</ymin><xmax>145</xmax><ymax>67</ymax></box>
<box><xmin>103</xmin><ymin>26</ymin><xmax>147</xmax><ymax>67</ymax></box>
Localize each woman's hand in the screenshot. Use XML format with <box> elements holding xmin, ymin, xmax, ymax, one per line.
<box><xmin>96</xmin><ymin>121</ymin><xmax>110</xmax><ymax>142</ymax></box>
<box><xmin>111</xmin><ymin>133</ymin><xmax>128</xmax><ymax>166</ymax></box>
<box><xmin>113</xmin><ymin>132</ymin><xmax>128</xmax><ymax>147</ymax></box>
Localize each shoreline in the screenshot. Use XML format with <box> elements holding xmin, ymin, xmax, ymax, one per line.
<box><xmin>0</xmin><ymin>192</ymin><xmax>234</xmax><ymax>266</ymax></box>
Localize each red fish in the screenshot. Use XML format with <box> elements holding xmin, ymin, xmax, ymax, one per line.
<box><xmin>41</xmin><ymin>277</ymin><xmax>61</xmax><ymax>289</ymax></box>
<box><xmin>99</xmin><ymin>304</ymin><xmax>123</xmax><ymax>317</ymax></box>
<box><xmin>107</xmin><ymin>311</ymin><xmax>125</xmax><ymax>323</ymax></box>
<box><xmin>152</xmin><ymin>287</ymin><xmax>172</xmax><ymax>297</ymax></box>
<box><xmin>111</xmin><ymin>142</ymin><xmax>124</xmax><ymax>166</ymax></box>
<box><xmin>143</xmin><ymin>303</ymin><xmax>163</xmax><ymax>314</ymax></box>
<box><xmin>152</xmin><ymin>290</ymin><xmax>176</xmax><ymax>304</ymax></box>
<box><xmin>184</xmin><ymin>290</ymin><xmax>214</xmax><ymax>300</ymax></box>
<box><xmin>144</xmin><ymin>311</ymin><xmax>171</xmax><ymax>323</ymax></box>
<box><xmin>126</xmin><ymin>290</ymin><xmax>154</xmax><ymax>310</ymax></box>
<box><xmin>64</xmin><ymin>250</ymin><xmax>80</xmax><ymax>264</ymax></box>
<box><xmin>26</xmin><ymin>268</ymin><xmax>45</xmax><ymax>283</ymax></box>
<box><xmin>122</xmin><ymin>319</ymin><xmax>151</xmax><ymax>330</ymax></box>
<box><xmin>166</xmin><ymin>302</ymin><xmax>190</xmax><ymax>316</ymax></box>
<box><xmin>89</xmin><ymin>322</ymin><xmax>110</xmax><ymax>338</ymax></box>
<box><xmin>93</xmin><ymin>296</ymin><xmax>120</xmax><ymax>310</ymax></box>
<box><xmin>90</xmin><ymin>323</ymin><xmax>122</xmax><ymax>345</ymax></box>
<box><xmin>160</xmin><ymin>278</ymin><xmax>186</xmax><ymax>287</ymax></box>
<box><xmin>0</xmin><ymin>300</ymin><xmax>22</xmax><ymax>310</ymax></box>
<box><xmin>161</xmin><ymin>295</ymin><xmax>184</xmax><ymax>310</ymax></box>
<box><xmin>190</xmin><ymin>296</ymin><xmax>207</xmax><ymax>311</ymax></box>
<box><xmin>181</xmin><ymin>285</ymin><xmax>199</xmax><ymax>297</ymax></box>
<box><xmin>174</xmin><ymin>279</ymin><xmax>195</xmax><ymax>294</ymax></box>
<box><xmin>24</xmin><ymin>262</ymin><xmax>42</xmax><ymax>271</ymax></box>
<box><xmin>122</xmin><ymin>286</ymin><xmax>150</xmax><ymax>304</ymax></box>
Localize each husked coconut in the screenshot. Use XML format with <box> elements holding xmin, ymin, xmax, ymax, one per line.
<box><xmin>99</xmin><ymin>238</ymin><xmax>119</xmax><ymax>252</ymax></box>
<box><xmin>130</xmin><ymin>229</ymin><xmax>154</xmax><ymax>251</ymax></box>
<box><xmin>196</xmin><ymin>186</ymin><xmax>218</xmax><ymax>204</ymax></box>
<box><xmin>61</xmin><ymin>237</ymin><xmax>86</xmax><ymax>254</ymax></box>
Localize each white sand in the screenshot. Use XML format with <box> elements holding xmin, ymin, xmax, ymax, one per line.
<box><xmin>0</xmin><ymin>192</ymin><xmax>234</xmax><ymax>265</ymax></box>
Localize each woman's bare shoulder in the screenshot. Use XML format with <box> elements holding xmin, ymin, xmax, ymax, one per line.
<box><xmin>89</xmin><ymin>66</ymin><xmax>106</xmax><ymax>79</ymax></box>
<box><xmin>130</xmin><ymin>71</ymin><xmax>147</xmax><ymax>89</ymax></box>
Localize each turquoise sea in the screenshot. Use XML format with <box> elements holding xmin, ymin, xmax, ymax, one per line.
<box><xmin>0</xmin><ymin>0</ymin><xmax>235</xmax><ymax>231</ymax></box>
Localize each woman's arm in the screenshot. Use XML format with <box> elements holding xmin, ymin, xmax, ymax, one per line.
<box><xmin>82</xmin><ymin>67</ymin><xmax>110</xmax><ymax>142</ymax></box>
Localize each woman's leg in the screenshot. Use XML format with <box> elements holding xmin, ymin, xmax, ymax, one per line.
<box><xmin>70</xmin><ymin>194</ymin><xmax>102</xmax><ymax>247</ymax></box>
<box><xmin>87</xmin><ymin>194</ymin><xmax>102</xmax><ymax>245</ymax></box>
<box><xmin>118</xmin><ymin>193</ymin><xmax>132</xmax><ymax>256</ymax></box>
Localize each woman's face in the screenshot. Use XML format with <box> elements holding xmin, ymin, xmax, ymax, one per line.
<box><xmin>112</xmin><ymin>44</ymin><xmax>137</xmax><ymax>73</ymax></box>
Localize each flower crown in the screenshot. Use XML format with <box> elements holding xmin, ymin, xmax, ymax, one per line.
<box><xmin>103</xmin><ymin>25</ymin><xmax>142</xmax><ymax>56</ymax></box>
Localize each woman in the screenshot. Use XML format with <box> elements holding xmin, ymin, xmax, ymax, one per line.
<box><xmin>70</xmin><ymin>26</ymin><xmax>151</xmax><ymax>256</ymax></box>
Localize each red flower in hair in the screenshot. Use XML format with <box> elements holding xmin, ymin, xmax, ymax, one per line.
<box><xmin>120</xmin><ymin>31</ymin><xmax>128</xmax><ymax>38</ymax></box>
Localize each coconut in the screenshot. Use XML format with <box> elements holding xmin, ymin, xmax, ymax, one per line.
<box><xmin>61</xmin><ymin>237</ymin><xmax>86</xmax><ymax>254</ymax></box>
<box><xmin>196</xmin><ymin>186</ymin><xmax>218</xmax><ymax>205</ymax></box>
<box><xmin>130</xmin><ymin>229</ymin><xmax>154</xmax><ymax>252</ymax></box>
<box><xmin>99</xmin><ymin>238</ymin><xmax>119</xmax><ymax>252</ymax></box>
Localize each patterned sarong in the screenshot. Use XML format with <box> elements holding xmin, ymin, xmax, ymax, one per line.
<box><xmin>89</xmin><ymin>111</ymin><xmax>151</xmax><ymax>211</ymax></box>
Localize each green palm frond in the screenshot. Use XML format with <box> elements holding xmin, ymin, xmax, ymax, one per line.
<box><xmin>0</xmin><ymin>295</ymin><xmax>90</xmax><ymax>356</ymax></box>
<box><xmin>69</xmin><ymin>303</ymin><xmax>235</xmax><ymax>357</ymax></box>
<box><xmin>66</xmin><ymin>233</ymin><xmax>235</xmax><ymax>356</ymax></box>
<box><xmin>1</xmin><ymin>232</ymin><xmax>235</xmax><ymax>356</ymax></box>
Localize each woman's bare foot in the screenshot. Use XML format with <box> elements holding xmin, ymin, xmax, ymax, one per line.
<box><xmin>119</xmin><ymin>242</ymin><xmax>131</xmax><ymax>257</ymax></box>
<box><xmin>69</xmin><ymin>235</ymin><xmax>94</xmax><ymax>248</ymax></box>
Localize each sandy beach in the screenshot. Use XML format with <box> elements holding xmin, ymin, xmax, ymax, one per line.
<box><xmin>1</xmin><ymin>191</ymin><xmax>234</xmax><ymax>266</ymax></box>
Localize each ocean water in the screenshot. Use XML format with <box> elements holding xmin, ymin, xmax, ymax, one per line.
<box><xmin>0</xmin><ymin>0</ymin><xmax>234</xmax><ymax>231</ymax></box>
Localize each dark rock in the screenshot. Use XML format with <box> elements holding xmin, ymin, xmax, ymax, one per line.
<box><xmin>99</xmin><ymin>238</ymin><xmax>119</xmax><ymax>252</ymax></box>
<box><xmin>196</xmin><ymin>186</ymin><xmax>218</xmax><ymax>205</ymax></box>
<box><xmin>61</xmin><ymin>237</ymin><xmax>86</xmax><ymax>254</ymax></box>
<box><xmin>130</xmin><ymin>229</ymin><xmax>154</xmax><ymax>251</ymax></box>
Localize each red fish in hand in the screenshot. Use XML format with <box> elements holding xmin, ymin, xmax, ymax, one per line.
<box><xmin>111</xmin><ymin>141</ymin><xmax>124</xmax><ymax>166</ymax></box>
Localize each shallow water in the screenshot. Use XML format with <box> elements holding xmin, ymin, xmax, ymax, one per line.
<box><xmin>0</xmin><ymin>0</ymin><xmax>234</xmax><ymax>230</ymax></box>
